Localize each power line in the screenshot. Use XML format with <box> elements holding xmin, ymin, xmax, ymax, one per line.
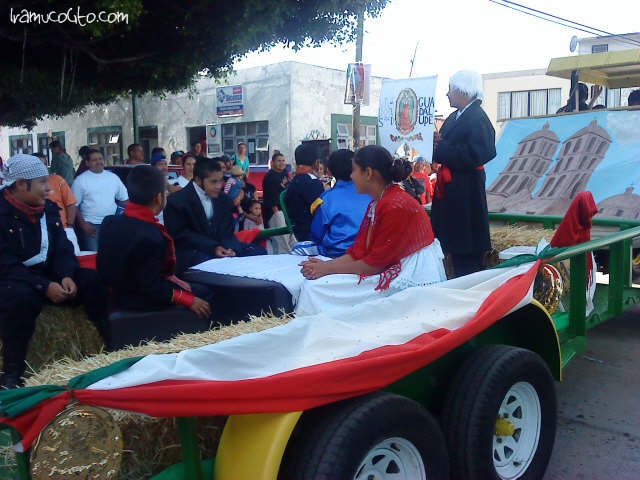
<box><xmin>488</xmin><ymin>0</ymin><xmax>599</xmax><ymax>37</ymax></box>
<box><xmin>489</xmin><ymin>0</ymin><xmax>640</xmax><ymax>48</ymax></box>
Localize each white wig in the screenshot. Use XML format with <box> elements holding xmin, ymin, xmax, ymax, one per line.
<box><xmin>449</xmin><ymin>70</ymin><xmax>484</xmax><ymax>101</ymax></box>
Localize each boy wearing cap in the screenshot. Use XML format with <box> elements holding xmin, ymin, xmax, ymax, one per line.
<box><xmin>170</xmin><ymin>151</ymin><xmax>185</xmax><ymax>166</ymax></box>
<box><xmin>0</xmin><ymin>154</ymin><xmax>109</xmax><ymax>388</ymax></box>
<box><xmin>283</xmin><ymin>143</ymin><xmax>325</xmax><ymax>242</ymax></box>
<box><xmin>151</xmin><ymin>152</ymin><xmax>181</xmax><ymax>194</ymax></box>
<box><xmin>224</xmin><ymin>165</ymin><xmax>246</xmax><ymax>209</ymax></box>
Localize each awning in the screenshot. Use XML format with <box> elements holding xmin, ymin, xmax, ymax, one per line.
<box><xmin>546</xmin><ymin>49</ymin><xmax>640</xmax><ymax>88</ymax></box>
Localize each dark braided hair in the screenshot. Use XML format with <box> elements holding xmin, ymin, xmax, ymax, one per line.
<box><xmin>354</xmin><ymin>145</ymin><xmax>412</xmax><ymax>183</ymax></box>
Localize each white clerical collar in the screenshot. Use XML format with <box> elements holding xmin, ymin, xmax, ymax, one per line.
<box><xmin>456</xmin><ymin>98</ymin><xmax>479</xmax><ymax>119</ymax></box>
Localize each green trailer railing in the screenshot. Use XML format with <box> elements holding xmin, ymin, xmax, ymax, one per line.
<box><xmin>487</xmin><ymin>212</ymin><xmax>640</xmax><ymax>367</ymax></box>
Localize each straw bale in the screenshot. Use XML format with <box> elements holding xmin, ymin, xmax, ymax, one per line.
<box><xmin>0</xmin><ymin>305</ymin><xmax>104</xmax><ymax>377</ymax></box>
<box><xmin>5</xmin><ymin>312</ymin><xmax>292</xmax><ymax>479</ymax></box>
<box><xmin>490</xmin><ymin>224</ymin><xmax>555</xmax><ymax>253</ymax></box>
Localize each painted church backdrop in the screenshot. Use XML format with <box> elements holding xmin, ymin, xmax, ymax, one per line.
<box><xmin>485</xmin><ymin>109</ymin><xmax>640</xmax><ymax>219</ymax></box>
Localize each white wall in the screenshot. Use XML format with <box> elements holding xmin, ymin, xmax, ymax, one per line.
<box><xmin>1</xmin><ymin>61</ymin><xmax>385</xmax><ymax>165</ymax></box>
<box><xmin>483</xmin><ymin>69</ymin><xmax>570</xmax><ymax>130</ymax></box>
<box><xmin>579</xmin><ymin>33</ymin><xmax>640</xmax><ymax>54</ymax></box>
<box><xmin>288</xmin><ymin>62</ymin><xmax>383</xmax><ymax>149</ymax></box>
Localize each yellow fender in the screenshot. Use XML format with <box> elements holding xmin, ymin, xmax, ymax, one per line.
<box><xmin>214</xmin><ymin>411</ymin><xmax>302</xmax><ymax>480</ymax></box>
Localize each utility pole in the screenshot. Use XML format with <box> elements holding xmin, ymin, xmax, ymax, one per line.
<box><xmin>352</xmin><ymin>8</ymin><xmax>364</xmax><ymax>150</ymax></box>
<box><xmin>132</xmin><ymin>94</ymin><xmax>139</xmax><ymax>145</ymax></box>
<box><xmin>409</xmin><ymin>42</ymin><xmax>419</xmax><ymax>78</ymax></box>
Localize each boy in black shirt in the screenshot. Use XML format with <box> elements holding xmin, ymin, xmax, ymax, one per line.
<box><xmin>98</xmin><ymin>166</ymin><xmax>212</xmax><ymax>317</ymax></box>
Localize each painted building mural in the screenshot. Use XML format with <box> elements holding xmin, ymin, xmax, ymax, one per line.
<box><xmin>485</xmin><ymin>109</ymin><xmax>640</xmax><ymax>219</ymax></box>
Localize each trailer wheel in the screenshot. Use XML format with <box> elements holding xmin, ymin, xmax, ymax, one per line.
<box><xmin>441</xmin><ymin>345</ymin><xmax>556</xmax><ymax>480</ymax></box>
<box><xmin>279</xmin><ymin>392</ymin><xmax>449</xmax><ymax>480</ymax></box>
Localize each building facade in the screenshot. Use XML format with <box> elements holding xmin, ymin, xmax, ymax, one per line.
<box><xmin>1</xmin><ymin>62</ymin><xmax>383</xmax><ymax>166</ymax></box>
<box><xmin>482</xmin><ymin>33</ymin><xmax>640</xmax><ymax>129</ymax></box>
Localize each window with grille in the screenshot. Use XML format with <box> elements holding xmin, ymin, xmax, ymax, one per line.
<box><xmin>497</xmin><ymin>88</ymin><xmax>563</xmax><ymax>121</ymax></box>
<box><xmin>221</xmin><ymin>121</ymin><xmax>269</xmax><ymax>165</ymax></box>
<box><xmin>336</xmin><ymin>122</ymin><xmax>377</xmax><ymax>149</ymax></box>
<box><xmin>87</xmin><ymin>127</ymin><xmax>123</xmax><ymax>165</ymax></box>
<box><xmin>36</xmin><ymin>132</ymin><xmax>65</xmax><ymax>165</ymax></box>
<box><xmin>9</xmin><ymin>134</ymin><xmax>33</xmax><ymax>156</ymax></box>
<box><xmin>591</xmin><ymin>44</ymin><xmax>608</xmax><ymax>53</ymax></box>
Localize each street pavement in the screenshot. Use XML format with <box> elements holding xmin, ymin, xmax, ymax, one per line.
<box><xmin>544</xmin><ymin>306</ymin><xmax>640</xmax><ymax>480</ymax></box>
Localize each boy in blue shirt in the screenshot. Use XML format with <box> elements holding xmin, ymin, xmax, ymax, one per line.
<box><xmin>310</xmin><ymin>149</ymin><xmax>372</xmax><ymax>257</ymax></box>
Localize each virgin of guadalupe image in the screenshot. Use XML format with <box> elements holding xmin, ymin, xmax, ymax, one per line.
<box><xmin>395</xmin><ymin>89</ymin><xmax>417</xmax><ymax>135</ymax></box>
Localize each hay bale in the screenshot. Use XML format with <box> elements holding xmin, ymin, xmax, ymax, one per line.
<box><xmin>0</xmin><ymin>305</ymin><xmax>104</xmax><ymax>376</ymax></box>
<box><xmin>8</xmin><ymin>312</ymin><xmax>292</xmax><ymax>479</ymax></box>
<box><xmin>28</xmin><ymin>305</ymin><xmax>104</xmax><ymax>373</ymax></box>
<box><xmin>490</xmin><ymin>225</ymin><xmax>554</xmax><ymax>253</ymax></box>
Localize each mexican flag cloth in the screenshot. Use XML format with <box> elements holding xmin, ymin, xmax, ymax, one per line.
<box><xmin>0</xmin><ymin>260</ymin><xmax>540</xmax><ymax>451</ymax></box>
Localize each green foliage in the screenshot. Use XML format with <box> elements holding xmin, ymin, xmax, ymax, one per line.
<box><xmin>1</xmin><ymin>0</ymin><xmax>388</xmax><ymax>128</ymax></box>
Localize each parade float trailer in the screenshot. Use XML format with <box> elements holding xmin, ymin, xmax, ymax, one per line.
<box><xmin>2</xmin><ymin>50</ymin><xmax>639</xmax><ymax>480</ymax></box>
<box><xmin>1</xmin><ymin>211</ymin><xmax>640</xmax><ymax>480</ymax></box>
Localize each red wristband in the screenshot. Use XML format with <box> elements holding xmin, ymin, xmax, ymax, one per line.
<box><xmin>172</xmin><ymin>289</ymin><xmax>195</xmax><ymax>308</ymax></box>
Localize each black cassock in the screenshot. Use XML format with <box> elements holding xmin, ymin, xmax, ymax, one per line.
<box><xmin>431</xmin><ymin>99</ymin><xmax>496</xmax><ymax>256</ymax></box>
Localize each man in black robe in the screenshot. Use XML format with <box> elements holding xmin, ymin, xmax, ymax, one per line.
<box><xmin>431</xmin><ymin>70</ymin><xmax>496</xmax><ymax>278</ymax></box>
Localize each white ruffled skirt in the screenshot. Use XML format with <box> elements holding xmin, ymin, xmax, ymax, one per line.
<box><xmin>295</xmin><ymin>239</ymin><xmax>446</xmax><ymax>316</ymax></box>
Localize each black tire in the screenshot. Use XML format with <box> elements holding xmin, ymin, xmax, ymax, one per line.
<box><xmin>441</xmin><ymin>345</ymin><xmax>557</xmax><ymax>480</ymax></box>
<box><xmin>279</xmin><ymin>392</ymin><xmax>449</xmax><ymax>480</ymax></box>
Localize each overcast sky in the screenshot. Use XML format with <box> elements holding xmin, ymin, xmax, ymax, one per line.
<box><xmin>235</xmin><ymin>0</ymin><xmax>637</xmax><ymax>115</ymax></box>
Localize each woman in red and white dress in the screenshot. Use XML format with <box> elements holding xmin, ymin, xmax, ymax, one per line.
<box><xmin>297</xmin><ymin>145</ymin><xmax>446</xmax><ymax>316</ymax></box>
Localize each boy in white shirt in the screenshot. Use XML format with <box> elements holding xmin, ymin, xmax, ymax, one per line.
<box><xmin>72</xmin><ymin>149</ymin><xmax>128</xmax><ymax>251</ymax></box>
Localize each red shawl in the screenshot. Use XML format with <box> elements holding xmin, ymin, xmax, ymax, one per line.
<box><xmin>124</xmin><ymin>203</ymin><xmax>193</xmax><ymax>304</ymax></box>
<box><xmin>347</xmin><ymin>184</ymin><xmax>435</xmax><ymax>290</ymax></box>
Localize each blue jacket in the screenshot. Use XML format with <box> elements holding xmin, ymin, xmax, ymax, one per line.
<box><xmin>284</xmin><ymin>173</ymin><xmax>324</xmax><ymax>241</ymax></box>
<box><xmin>310</xmin><ymin>180</ymin><xmax>371</xmax><ymax>258</ymax></box>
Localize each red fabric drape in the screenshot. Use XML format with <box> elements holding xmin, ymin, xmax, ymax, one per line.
<box><xmin>1</xmin><ymin>261</ymin><xmax>540</xmax><ymax>451</ymax></box>
<box><xmin>551</xmin><ymin>191</ymin><xmax>598</xmax><ymax>247</ymax></box>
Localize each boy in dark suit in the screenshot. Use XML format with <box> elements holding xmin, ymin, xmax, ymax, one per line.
<box><xmin>284</xmin><ymin>143</ymin><xmax>325</xmax><ymax>241</ymax></box>
<box><xmin>164</xmin><ymin>157</ymin><xmax>265</xmax><ymax>273</ymax></box>
<box><xmin>98</xmin><ymin>165</ymin><xmax>212</xmax><ymax>318</ymax></box>
<box><xmin>0</xmin><ymin>154</ymin><xmax>108</xmax><ymax>388</ymax></box>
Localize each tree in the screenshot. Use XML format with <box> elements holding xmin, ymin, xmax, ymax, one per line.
<box><xmin>1</xmin><ymin>0</ymin><xmax>388</xmax><ymax>128</ymax></box>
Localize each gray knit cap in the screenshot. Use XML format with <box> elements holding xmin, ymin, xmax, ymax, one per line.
<box><xmin>0</xmin><ymin>154</ymin><xmax>49</xmax><ymax>190</ymax></box>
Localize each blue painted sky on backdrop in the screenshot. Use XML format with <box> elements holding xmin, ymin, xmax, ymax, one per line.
<box><xmin>485</xmin><ymin>110</ymin><xmax>640</xmax><ymax>203</ymax></box>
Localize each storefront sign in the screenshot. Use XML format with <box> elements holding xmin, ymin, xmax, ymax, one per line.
<box><xmin>206</xmin><ymin>124</ymin><xmax>221</xmax><ymax>155</ymax></box>
<box><xmin>378</xmin><ymin>76</ymin><xmax>437</xmax><ymax>160</ymax></box>
<box><xmin>216</xmin><ymin>85</ymin><xmax>244</xmax><ymax>117</ymax></box>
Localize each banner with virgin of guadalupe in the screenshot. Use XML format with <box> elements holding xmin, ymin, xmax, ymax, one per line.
<box><xmin>378</xmin><ymin>76</ymin><xmax>437</xmax><ymax>160</ymax></box>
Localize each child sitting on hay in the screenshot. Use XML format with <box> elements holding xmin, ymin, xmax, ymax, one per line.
<box><xmin>98</xmin><ymin>165</ymin><xmax>213</xmax><ymax>319</ymax></box>
<box><xmin>0</xmin><ymin>154</ymin><xmax>109</xmax><ymax>388</ymax></box>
